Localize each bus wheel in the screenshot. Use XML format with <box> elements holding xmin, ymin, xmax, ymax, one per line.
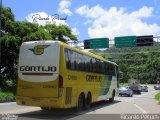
<box><xmin>77</xmin><ymin>94</ymin><xmax>84</xmax><ymax>112</ymax></box>
<box><xmin>109</xmin><ymin>90</ymin><xmax>115</xmax><ymax>102</ymax></box>
<box><xmin>85</xmin><ymin>93</ymin><xmax>92</xmax><ymax>109</ymax></box>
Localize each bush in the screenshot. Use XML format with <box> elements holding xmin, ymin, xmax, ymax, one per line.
<box><xmin>155</xmin><ymin>92</ymin><xmax>160</xmax><ymax>104</ymax></box>
<box><xmin>119</xmin><ymin>83</ymin><xmax>128</xmax><ymax>87</ymax></box>
<box><xmin>0</xmin><ymin>92</ymin><xmax>15</xmax><ymax>103</ymax></box>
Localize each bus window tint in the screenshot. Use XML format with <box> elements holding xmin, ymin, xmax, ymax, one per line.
<box><xmin>85</xmin><ymin>55</ymin><xmax>90</xmax><ymax>72</ymax></box>
<box><xmin>76</xmin><ymin>53</ymin><xmax>85</xmax><ymax>71</ymax></box>
<box><xmin>92</xmin><ymin>58</ymin><xmax>96</xmax><ymax>73</ymax></box>
<box><xmin>65</xmin><ymin>48</ymin><xmax>116</xmax><ymax>76</ymax></box>
<box><xmin>104</xmin><ymin>62</ymin><xmax>116</xmax><ymax>76</ymax></box>
<box><xmin>100</xmin><ymin>60</ymin><xmax>105</xmax><ymax>74</ymax></box>
<box><xmin>71</xmin><ymin>51</ymin><xmax>77</xmax><ymax>70</ymax></box>
<box><xmin>65</xmin><ymin>49</ymin><xmax>71</xmax><ymax>69</ymax></box>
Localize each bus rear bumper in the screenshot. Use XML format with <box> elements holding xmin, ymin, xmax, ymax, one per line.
<box><xmin>16</xmin><ymin>96</ymin><xmax>64</xmax><ymax>108</ymax></box>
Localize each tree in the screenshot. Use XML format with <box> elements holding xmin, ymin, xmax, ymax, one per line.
<box><xmin>1</xmin><ymin>6</ymin><xmax>18</xmax><ymax>92</ymax></box>
<box><xmin>44</xmin><ymin>24</ymin><xmax>77</xmax><ymax>42</ymax></box>
<box><xmin>1</xmin><ymin>6</ymin><xmax>77</xmax><ymax>92</ymax></box>
<box><xmin>1</xmin><ymin>7</ymin><xmax>15</xmax><ymax>33</ymax></box>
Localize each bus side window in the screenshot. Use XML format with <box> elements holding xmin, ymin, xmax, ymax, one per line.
<box><xmin>95</xmin><ymin>59</ymin><xmax>101</xmax><ymax>74</ymax></box>
<box><xmin>65</xmin><ymin>49</ymin><xmax>71</xmax><ymax>69</ymax></box>
<box><xmin>104</xmin><ymin>62</ymin><xmax>109</xmax><ymax>75</ymax></box>
<box><xmin>76</xmin><ymin>52</ymin><xmax>85</xmax><ymax>71</ymax></box>
<box><xmin>78</xmin><ymin>53</ymin><xmax>81</xmax><ymax>70</ymax></box>
<box><xmin>80</xmin><ymin>54</ymin><xmax>85</xmax><ymax>71</ymax></box>
<box><xmin>70</xmin><ymin>51</ymin><xmax>76</xmax><ymax>70</ymax></box>
<box><xmin>92</xmin><ymin>58</ymin><xmax>96</xmax><ymax>73</ymax></box>
<box><xmin>100</xmin><ymin>60</ymin><xmax>105</xmax><ymax>74</ymax></box>
<box><xmin>85</xmin><ymin>55</ymin><xmax>92</xmax><ymax>72</ymax></box>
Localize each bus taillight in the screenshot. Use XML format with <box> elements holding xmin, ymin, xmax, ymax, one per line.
<box><xmin>58</xmin><ymin>75</ymin><xmax>63</xmax><ymax>97</ymax></box>
<box><xmin>59</xmin><ymin>75</ymin><xmax>63</xmax><ymax>88</ymax></box>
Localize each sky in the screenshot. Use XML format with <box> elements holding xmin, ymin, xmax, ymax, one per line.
<box><xmin>3</xmin><ymin>0</ymin><xmax>160</xmax><ymax>42</ymax></box>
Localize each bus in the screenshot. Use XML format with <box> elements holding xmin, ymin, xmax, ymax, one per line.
<box><xmin>16</xmin><ymin>41</ymin><xmax>120</xmax><ymax>111</ymax></box>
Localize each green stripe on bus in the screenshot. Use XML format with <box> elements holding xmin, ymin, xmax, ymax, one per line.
<box><xmin>99</xmin><ymin>75</ymin><xmax>112</xmax><ymax>96</ymax></box>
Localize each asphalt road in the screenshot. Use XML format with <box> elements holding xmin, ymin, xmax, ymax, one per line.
<box><xmin>0</xmin><ymin>86</ymin><xmax>159</xmax><ymax>120</ymax></box>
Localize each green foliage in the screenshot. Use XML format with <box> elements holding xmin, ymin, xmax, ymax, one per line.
<box><xmin>0</xmin><ymin>92</ymin><xmax>15</xmax><ymax>103</ymax></box>
<box><xmin>155</xmin><ymin>92</ymin><xmax>160</xmax><ymax>104</ymax></box>
<box><xmin>119</xmin><ymin>83</ymin><xmax>128</xmax><ymax>87</ymax></box>
<box><xmin>23</xmin><ymin>25</ymin><xmax>52</xmax><ymax>41</ymax></box>
<box><xmin>95</xmin><ymin>46</ymin><xmax>160</xmax><ymax>84</ymax></box>
<box><xmin>44</xmin><ymin>24</ymin><xmax>77</xmax><ymax>42</ymax></box>
<box><xmin>1</xmin><ymin>6</ymin><xmax>77</xmax><ymax>92</ymax></box>
<box><xmin>1</xmin><ymin>35</ymin><xmax>20</xmax><ymax>92</ymax></box>
<box><xmin>1</xmin><ymin>7</ymin><xmax>15</xmax><ymax>33</ymax></box>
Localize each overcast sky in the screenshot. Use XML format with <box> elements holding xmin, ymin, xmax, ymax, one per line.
<box><xmin>3</xmin><ymin>0</ymin><xmax>160</xmax><ymax>41</ymax></box>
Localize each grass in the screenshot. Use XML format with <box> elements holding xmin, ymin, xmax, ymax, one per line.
<box><xmin>155</xmin><ymin>92</ymin><xmax>160</xmax><ymax>104</ymax></box>
<box><xmin>0</xmin><ymin>91</ymin><xmax>15</xmax><ymax>103</ymax></box>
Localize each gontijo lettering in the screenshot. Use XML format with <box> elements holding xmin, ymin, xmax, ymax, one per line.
<box><xmin>86</xmin><ymin>75</ymin><xmax>102</xmax><ymax>82</ymax></box>
<box><xmin>20</xmin><ymin>66</ymin><xmax>56</xmax><ymax>72</ymax></box>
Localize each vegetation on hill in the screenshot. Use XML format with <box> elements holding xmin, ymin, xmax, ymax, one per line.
<box><xmin>91</xmin><ymin>46</ymin><xmax>160</xmax><ymax>84</ymax></box>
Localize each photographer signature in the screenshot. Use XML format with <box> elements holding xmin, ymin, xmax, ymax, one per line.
<box><xmin>32</xmin><ymin>14</ymin><xmax>67</xmax><ymax>23</ymax></box>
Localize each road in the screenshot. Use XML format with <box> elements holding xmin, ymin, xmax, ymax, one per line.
<box><xmin>0</xmin><ymin>86</ymin><xmax>159</xmax><ymax>120</ymax></box>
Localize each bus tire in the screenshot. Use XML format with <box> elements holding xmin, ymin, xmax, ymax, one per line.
<box><xmin>85</xmin><ymin>92</ymin><xmax>92</xmax><ymax>109</ymax></box>
<box><xmin>109</xmin><ymin>90</ymin><xmax>115</xmax><ymax>102</ymax></box>
<box><xmin>77</xmin><ymin>94</ymin><xmax>84</xmax><ymax>112</ymax></box>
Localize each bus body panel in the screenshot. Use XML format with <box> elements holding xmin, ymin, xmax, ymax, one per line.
<box><xmin>17</xmin><ymin>41</ymin><xmax>60</xmax><ymax>100</ymax></box>
<box><xmin>17</xmin><ymin>78</ymin><xmax>59</xmax><ymax>98</ymax></box>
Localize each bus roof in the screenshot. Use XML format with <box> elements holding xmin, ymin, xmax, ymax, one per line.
<box><xmin>59</xmin><ymin>41</ymin><xmax>118</xmax><ymax>66</ymax></box>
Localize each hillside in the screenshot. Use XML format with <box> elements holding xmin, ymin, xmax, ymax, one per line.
<box><xmin>91</xmin><ymin>46</ymin><xmax>160</xmax><ymax>83</ymax></box>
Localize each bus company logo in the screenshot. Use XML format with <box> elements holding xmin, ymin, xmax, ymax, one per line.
<box><xmin>29</xmin><ymin>45</ymin><xmax>50</xmax><ymax>55</ymax></box>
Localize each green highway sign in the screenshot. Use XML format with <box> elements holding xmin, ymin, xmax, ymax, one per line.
<box><xmin>90</xmin><ymin>38</ymin><xmax>109</xmax><ymax>49</ymax></box>
<box><xmin>115</xmin><ymin>36</ymin><xmax>136</xmax><ymax>47</ymax></box>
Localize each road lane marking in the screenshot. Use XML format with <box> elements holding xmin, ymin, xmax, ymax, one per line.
<box><xmin>133</xmin><ymin>103</ymin><xmax>147</xmax><ymax>114</ymax></box>
<box><xmin>0</xmin><ymin>107</ymin><xmax>41</xmax><ymax>114</ymax></box>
